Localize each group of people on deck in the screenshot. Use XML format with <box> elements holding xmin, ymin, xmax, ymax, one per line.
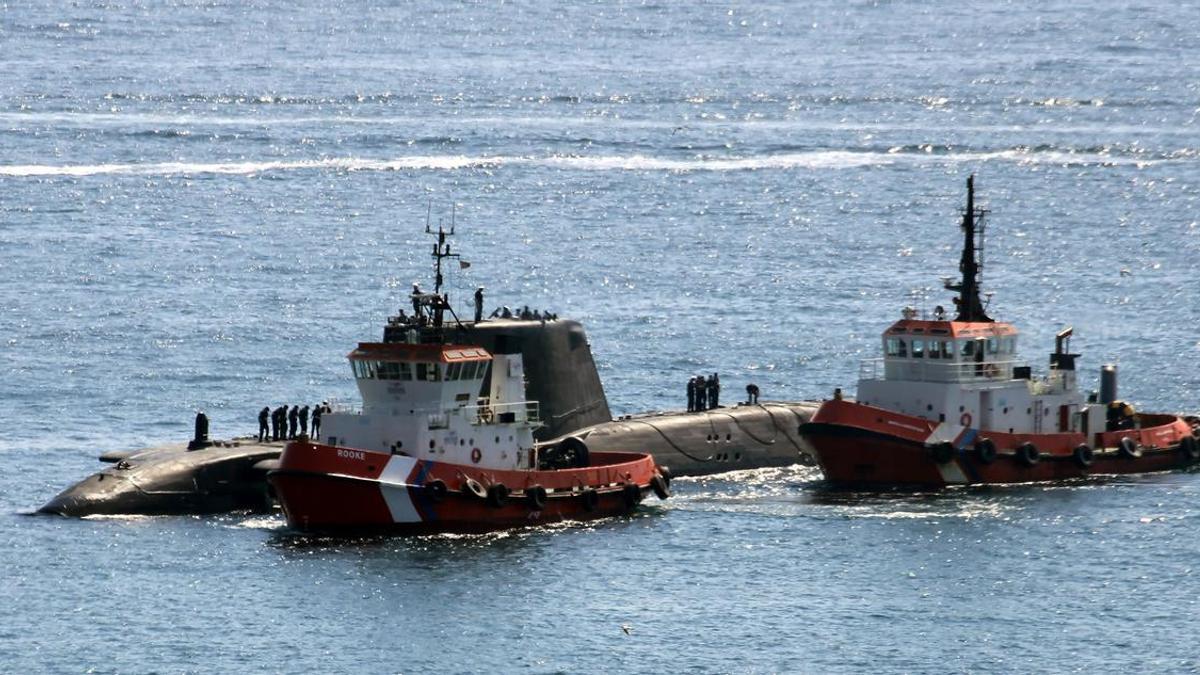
<box><xmin>688</xmin><ymin>373</ymin><xmax>721</xmax><ymax>412</ymax></box>
<box><xmin>489</xmin><ymin>305</ymin><xmax>558</xmax><ymax>322</ymax></box>
<box><xmin>258</xmin><ymin>403</ymin><xmax>330</xmax><ymax>443</ymax></box>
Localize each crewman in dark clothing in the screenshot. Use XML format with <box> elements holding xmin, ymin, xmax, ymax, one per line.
<box><xmin>694</xmin><ymin>376</ymin><xmax>707</xmax><ymax>412</ymax></box>
<box><xmin>311</xmin><ymin>403</ymin><xmax>323</xmax><ymax>438</ymax></box>
<box><xmin>708</xmin><ymin>373</ymin><xmax>720</xmax><ymax>409</ymax></box>
<box><xmin>746</xmin><ymin>383</ymin><xmax>759</xmax><ymax>405</ymax></box>
<box><xmin>271</xmin><ymin>405</ymin><xmax>284</xmax><ymax>441</ymax></box>
<box><xmin>474</xmin><ymin>287</ymin><xmax>485</xmax><ymax>323</ymax></box>
<box><xmin>687</xmin><ymin>377</ymin><xmax>696</xmax><ymax>412</ymax></box>
<box><xmin>299</xmin><ymin>405</ymin><xmax>309</xmax><ymax>437</ymax></box>
<box><xmin>288</xmin><ymin>405</ymin><xmax>299</xmax><ymax>440</ymax></box>
<box><xmin>258</xmin><ymin>407</ymin><xmax>269</xmax><ymax>442</ymax></box>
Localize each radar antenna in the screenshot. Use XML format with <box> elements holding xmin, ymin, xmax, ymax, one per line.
<box><xmin>411</xmin><ymin>205</ymin><xmax>465</xmax><ymax>333</ymax></box>
<box><xmin>943</xmin><ymin>175</ymin><xmax>993</xmax><ymax>323</ymax></box>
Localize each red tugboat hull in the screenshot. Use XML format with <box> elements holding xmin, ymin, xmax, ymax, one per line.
<box><xmin>268</xmin><ymin>441</ymin><xmax>666</xmax><ymax>534</ymax></box>
<box><xmin>803</xmin><ymin>399</ymin><xmax>1199</xmax><ymax>489</ymax></box>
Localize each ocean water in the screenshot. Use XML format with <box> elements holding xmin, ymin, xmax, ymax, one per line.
<box><xmin>3</xmin><ymin>1</ymin><xmax>1200</xmax><ymax>672</ymax></box>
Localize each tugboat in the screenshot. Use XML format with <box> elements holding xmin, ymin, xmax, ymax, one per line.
<box><xmin>267</xmin><ymin>223</ymin><xmax>670</xmax><ymax>534</ymax></box>
<box><xmin>800</xmin><ymin>176</ymin><xmax>1200</xmax><ymax>488</ymax></box>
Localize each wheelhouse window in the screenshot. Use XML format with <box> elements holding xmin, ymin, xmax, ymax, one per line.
<box><xmin>928</xmin><ymin>340</ymin><xmax>943</xmax><ymax>359</ymax></box>
<box><xmin>886</xmin><ymin>338</ymin><xmax>901</xmax><ymax>356</ymax></box>
<box><xmin>416</xmin><ymin>362</ymin><xmax>442</xmax><ymax>382</ymax></box>
<box><xmin>911</xmin><ymin>339</ymin><xmax>924</xmax><ymax>359</ymax></box>
<box><xmin>941</xmin><ymin>340</ymin><xmax>955</xmax><ymax>359</ymax></box>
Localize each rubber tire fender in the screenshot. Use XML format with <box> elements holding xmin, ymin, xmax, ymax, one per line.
<box><xmin>425</xmin><ymin>479</ymin><xmax>448</xmax><ymax>502</ymax></box>
<box><xmin>975</xmin><ymin>438</ymin><xmax>997</xmax><ymax>464</ymax></box>
<box><xmin>526</xmin><ymin>484</ymin><xmax>548</xmax><ymax>510</ymax></box>
<box><xmin>486</xmin><ymin>483</ymin><xmax>510</xmax><ymax>508</ymax></box>
<box><xmin>581</xmin><ymin>488</ymin><xmax>599</xmax><ymax>512</ymax></box>
<box><xmin>561</xmin><ymin>436</ymin><xmax>590</xmax><ymax>468</ymax></box>
<box><xmin>1119</xmin><ymin>436</ymin><xmax>1141</xmax><ymax>459</ymax></box>
<box><xmin>651</xmin><ymin>474</ymin><xmax>671</xmax><ymax>500</ymax></box>
<box><xmin>462</xmin><ymin>477</ymin><xmax>487</xmax><ymax>500</ymax></box>
<box><xmin>1016</xmin><ymin>442</ymin><xmax>1040</xmax><ymax>467</ymax></box>
<box><xmin>1072</xmin><ymin>444</ymin><xmax>1094</xmax><ymax>469</ymax></box>
<box><xmin>622</xmin><ymin>482</ymin><xmax>642</xmax><ymax>508</ymax></box>
<box><xmin>1180</xmin><ymin>435</ymin><xmax>1199</xmax><ymax>461</ymax></box>
<box><xmin>658</xmin><ymin>465</ymin><xmax>672</xmax><ymax>488</ymax></box>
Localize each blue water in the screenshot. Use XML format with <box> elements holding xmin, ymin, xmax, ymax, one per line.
<box><xmin>4</xmin><ymin>1</ymin><xmax>1200</xmax><ymax>671</ymax></box>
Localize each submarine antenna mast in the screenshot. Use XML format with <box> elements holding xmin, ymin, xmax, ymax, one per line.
<box><xmin>944</xmin><ymin>174</ymin><xmax>993</xmax><ymax>323</ymax></box>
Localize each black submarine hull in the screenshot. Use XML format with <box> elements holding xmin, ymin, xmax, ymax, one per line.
<box><xmin>39</xmin><ymin>440</ymin><xmax>281</xmax><ymax>517</ymax></box>
<box><xmin>553</xmin><ymin>401</ymin><xmax>819</xmax><ymax>476</ymax></box>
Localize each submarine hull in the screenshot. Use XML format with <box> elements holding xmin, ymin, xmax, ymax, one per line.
<box><xmin>39</xmin><ymin>440</ymin><xmax>281</xmax><ymax>517</ymax></box>
<box><xmin>552</xmin><ymin>401</ymin><xmax>820</xmax><ymax>476</ymax></box>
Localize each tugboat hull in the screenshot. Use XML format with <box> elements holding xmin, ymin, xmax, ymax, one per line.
<box><xmin>268</xmin><ymin>441</ymin><xmax>666</xmax><ymax>534</ymax></box>
<box><xmin>803</xmin><ymin>399</ymin><xmax>1199</xmax><ymax>489</ymax></box>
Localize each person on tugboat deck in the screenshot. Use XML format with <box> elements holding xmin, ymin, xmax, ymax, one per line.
<box><xmin>474</xmin><ymin>287</ymin><xmax>485</xmax><ymax>322</ymax></box>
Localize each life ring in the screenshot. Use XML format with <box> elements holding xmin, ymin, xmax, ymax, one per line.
<box><xmin>486</xmin><ymin>483</ymin><xmax>510</xmax><ymax>507</ymax></box>
<box><xmin>930</xmin><ymin>442</ymin><xmax>955</xmax><ymax>464</ymax></box>
<box><xmin>479</xmin><ymin>406</ymin><xmax>494</xmax><ymax>424</ymax></box>
<box><xmin>651</xmin><ymin>474</ymin><xmax>671</xmax><ymax>500</ymax></box>
<box><xmin>622</xmin><ymin>482</ymin><xmax>642</xmax><ymax>508</ymax></box>
<box><xmin>470</xmin><ymin>447</ymin><xmax>482</xmax><ymax>464</ymax></box>
<box><xmin>975</xmin><ymin>438</ymin><xmax>997</xmax><ymax>464</ymax></box>
<box><xmin>1016</xmin><ymin>442</ymin><xmax>1040</xmax><ymax>467</ymax></box>
<box><xmin>424</xmin><ymin>479</ymin><xmax>448</xmax><ymax>502</ymax></box>
<box><xmin>1180</xmin><ymin>435</ymin><xmax>1199</xmax><ymax>461</ymax></box>
<box><xmin>462</xmin><ymin>477</ymin><xmax>487</xmax><ymax>500</ymax></box>
<box><xmin>580</xmin><ymin>488</ymin><xmax>599</xmax><ymax>512</ymax></box>
<box><xmin>525</xmin><ymin>485</ymin><xmax>548</xmax><ymax>510</ymax></box>
<box><xmin>960</xmin><ymin>412</ymin><xmax>973</xmax><ymax>428</ymax></box>
<box><xmin>1119</xmin><ymin>436</ymin><xmax>1141</xmax><ymax>459</ymax></box>
<box><xmin>1073</xmin><ymin>444</ymin><xmax>1094</xmax><ymax>469</ymax></box>
<box><xmin>984</xmin><ymin>363</ymin><xmax>999</xmax><ymax>378</ymax></box>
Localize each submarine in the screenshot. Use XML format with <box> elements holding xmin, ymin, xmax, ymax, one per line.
<box><xmin>40</xmin><ymin>224</ymin><xmax>817</xmax><ymax>517</ymax></box>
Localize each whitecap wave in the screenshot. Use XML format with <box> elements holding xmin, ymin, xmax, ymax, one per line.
<box><xmin>0</xmin><ymin>147</ymin><xmax>1175</xmax><ymax>178</ymax></box>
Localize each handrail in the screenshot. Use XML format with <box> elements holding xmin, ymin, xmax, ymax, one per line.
<box><xmin>859</xmin><ymin>357</ymin><xmax>1032</xmax><ymax>384</ymax></box>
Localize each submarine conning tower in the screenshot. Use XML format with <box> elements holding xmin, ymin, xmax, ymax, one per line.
<box><xmin>381</xmin><ymin>318</ymin><xmax>612</xmax><ymax>442</ymax></box>
<box><xmin>376</xmin><ymin>218</ymin><xmax>611</xmax><ymax>442</ymax></box>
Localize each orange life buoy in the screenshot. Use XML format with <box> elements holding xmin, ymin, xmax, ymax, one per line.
<box><xmin>470</xmin><ymin>447</ymin><xmax>482</xmax><ymax>464</ymax></box>
<box><xmin>960</xmin><ymin>412</ymin><xmax>972</xmax><ymax>427</ymax></box>
<box><xmin>984</xmin><ymin>363</ymin><xmax>999</xmax><ymax>378</ymax></box>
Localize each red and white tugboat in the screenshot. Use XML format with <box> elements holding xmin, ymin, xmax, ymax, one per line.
<box><xmin>268</xmin><ymin>224</ymin><xmax>669</xmax><ymax>534</ymax></box>
<box><xmin>801</xmin><ymin>176</ymin><xmax>1200</xmax><ymax>488</ymax></box>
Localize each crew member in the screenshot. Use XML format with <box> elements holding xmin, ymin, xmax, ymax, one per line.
<box><xmin>288</xmin><ymin>405</ymin><xmax>299</xmax><ymax>439</ymax></box>
<box><xmin>746</xmin><ymin>383</ymin><xmax>759</xmax><ymax>405</ymax></box>
<box><xmin>257</xmin><ymin>406</ymin><xmax>269</xmax><ymax>442</ymax></box>
<box><xmin>687</xmin><ymin>377</ymin><xmax>696</xmax><ymax>412</ymax></box>
<box><xmin>299</xmin><ymin>405</ymin><xmax>309</xmax><ymax>437</ymax></box>
<box><xmin>708</xmin><ymin>373</ymin><xmax>720</xmax><ymax>409</ymax></box>
<box><xmin>311</xmin><ymin>403</ymin><xmax>323</xmax><ymax>438</ymax></box>
<box><xmin>474</xmin><ymin>287</ymin><xmax>485</xmax><ymax>323</ymax></box>
<box><xmin>694</xmin><ymin>376</ymin><xmax>707</xmax><ymax>412</ymax></box>
<box><xmin>271</xmin><ymin>405</ymin><xmax>284</xmax><ymax>441</ymax></box>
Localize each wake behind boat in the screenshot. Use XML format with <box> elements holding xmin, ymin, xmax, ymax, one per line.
<box><xmin>800</xmin><ymin>176</ymin><xmax>1200</xmax><ymax>488</ymax></box>
<box><xmin>268</xmin><ymin>222</ymin><xmax>669</xmax><ymax>534</ymax></box>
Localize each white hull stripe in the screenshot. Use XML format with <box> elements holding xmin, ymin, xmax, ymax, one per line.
<box><xmin>378</xmin><ymin>455</ymin><xmax>421</xmax><ymax>523</ymax></box>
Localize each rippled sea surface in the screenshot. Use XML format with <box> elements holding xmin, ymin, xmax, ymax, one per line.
<box><xmin>4</xmin><ymin>2</ymin><xmax>1200</xmax><ymax>672</ymax></box>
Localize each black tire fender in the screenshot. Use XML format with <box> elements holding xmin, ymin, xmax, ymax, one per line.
<box><xmin>526</xmin><ymin>484</ymin><xmax>548</xmax><ymax>510</ymax></box>
<box><xmin>651</xmin><ymin>474</ymin><xmax>671</xmax><ymax>500</ymax></box>
<box><xmin>486</xmin><ymin>483</ymin><xmax>510</xmax><ymax>507</ymax></box>
<box><xmin>462</xmin><ymin>477</ymin><xmax>487</xmax><ymax>500</ymax></box>
<box><xmin>581</xmin><ymin>488</ymin><xmax>599</xmax><ymax>512</ymax></box>
<box><xmin>425</xmin><ymin>479</ymin><xmax>448</xmax><ymax>502</ymax></box>
<box><xmin>622</xmin><ymin>482</ymin><xmax>642</xmax><ymax>508</ymax></box>
<box><xmin>1016</xmin><ymin>442</ymin><xmax>1040</xmax><ymax>467</ymax></box>
<box><xmin>975</xmin><ymin>438</ymin><xmax>997</xmax><ymax>464</ymax></box>
<box><xmin>1073</xmin><ymin>444</ymin><xmax>1094</xmax><ymax>468</ymax></box>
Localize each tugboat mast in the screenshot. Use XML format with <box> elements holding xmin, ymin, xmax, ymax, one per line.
<box><xmin>945</xmin><ymin>174</ymin><xmax>993</xmax><ymax>323</ymax></box>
